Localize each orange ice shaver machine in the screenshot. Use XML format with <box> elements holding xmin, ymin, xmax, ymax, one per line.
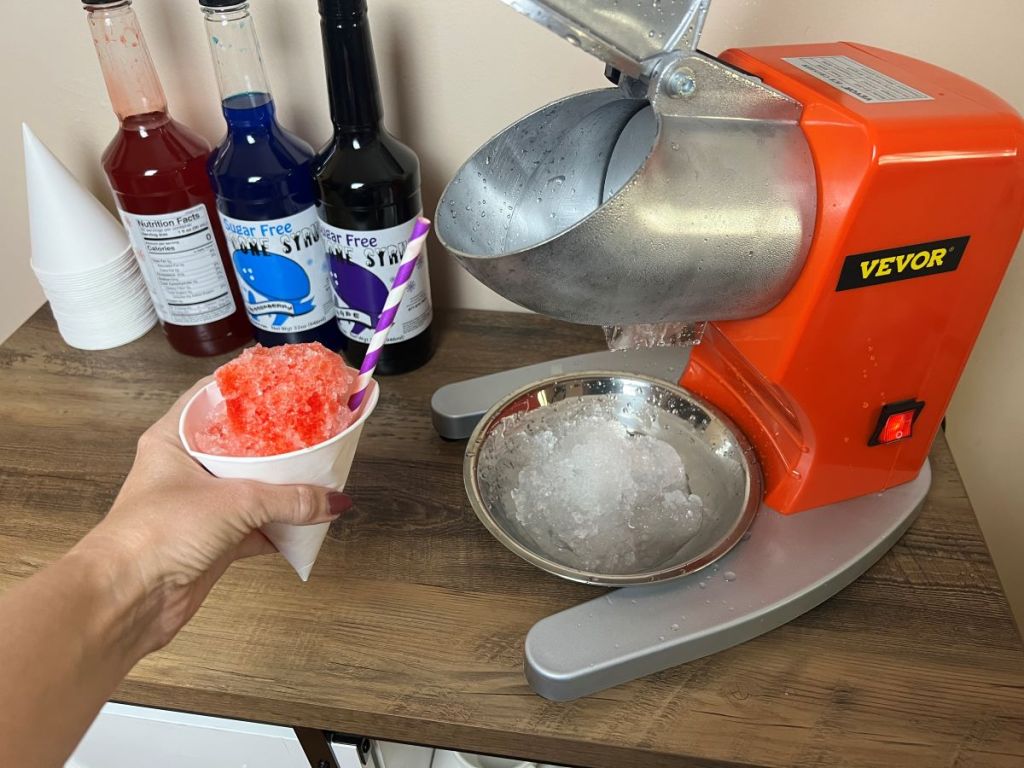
<box><xmin>431</xmin><ymin>0</ymin><xmax>1024</xmax><ymax>700</ymax></box>
<box><xmin>686</xmin><ymin>42</ymin><xmax>1024</xmax><ymax>513</ymax></box>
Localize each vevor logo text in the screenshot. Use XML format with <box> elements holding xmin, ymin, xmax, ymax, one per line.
<box><xmin>836</xmin><ymin>236</ymin><xmax>969</xmax><ymax>292</ymax></box>
<box><xmin>860</xmin><ymin>248</ymin><xmax>947</xmax><ymax>279</ymax></box>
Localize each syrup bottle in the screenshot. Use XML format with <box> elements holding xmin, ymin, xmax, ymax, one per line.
<box><xmin>315</xmin><ymin>0</ymin><xmax>434</xmax><ymax>374</ymax></box>
<box><xmin>201</xmin><ymin>0</ymin><xmax>343</xmax><ymax>349</ymax></box>
<box><xmin>84</xmin><ymin>0</ymin><xmax>251</xmax><ymax>357</ymax></box>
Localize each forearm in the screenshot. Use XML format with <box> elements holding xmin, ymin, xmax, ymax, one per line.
<box><xmin>0</xmin><ymin>376</ymin><xmax>343</xmax><ymax>766</ymax></box>
<box><xmin>0</xmin><ymin>546</ymin><xmax>149</xmax><ymax>768</ymax></box>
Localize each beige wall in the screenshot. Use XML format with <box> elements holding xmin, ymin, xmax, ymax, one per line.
<box><xmin>3</xmin><ymin>2</ymin><xmax>1023</xmax><ymax>621</ymax></box>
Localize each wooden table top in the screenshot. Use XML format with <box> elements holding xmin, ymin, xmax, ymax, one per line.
<box><xmin>1</xmin><ymin>307</ymin><xmax>1023</xmax><ymax>768</ymax></box>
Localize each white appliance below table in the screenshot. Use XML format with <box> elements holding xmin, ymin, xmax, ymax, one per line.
<box><xmin>68</xmin><ymin>703</ymin><xmax>569</xmax><ymax>768</ymax></box>
<box><xmin>67</xmin><ymin>703</ymin><xmax>312</xmax><ymax>768</ymax></box>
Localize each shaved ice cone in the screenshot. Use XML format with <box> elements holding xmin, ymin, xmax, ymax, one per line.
<box><xmin>179</xmin><ymin>379</ymin><xmax>379</xmax><ymax>581</ymax></box>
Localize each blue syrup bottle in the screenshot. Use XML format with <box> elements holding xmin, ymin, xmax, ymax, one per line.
<box><xmin>201</xmin><ymin>0</ymin><xmax>342</xmax><ymax>348</ymax></box>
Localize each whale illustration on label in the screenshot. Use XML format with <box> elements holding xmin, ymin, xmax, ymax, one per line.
<box><xmin>320</xmin><ymin>216</ymin><xmax>432</xmax><ymax>345</ymax></box>
<box><xmin>219</xmin><ymin>208</ymin><xmax>335</xmax><ymax>335</ymax></box>
<box><xmin>233</xmin><ymin>250</ymin><xmax>316</xmax><ymax>327</ymax></box>
<box><xmin>329</xmin><ymin>257</ymin><xmax>389</xmax><ymax>337</ymax></box>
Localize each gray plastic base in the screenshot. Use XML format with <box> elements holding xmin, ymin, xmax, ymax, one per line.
<box><xmin>525</xmin><ymin>465</ymin><xmax>929</xmax><ymax>700</ymax></box>
<box><xmin>431</xmin><ymin>352</ymin><xmax>930</xmax><ymax>700</ymax></box>
<box><xmin>430</xmin><ymin>348</ymin><xmax>686</xmax><ymax>440</ymax></box>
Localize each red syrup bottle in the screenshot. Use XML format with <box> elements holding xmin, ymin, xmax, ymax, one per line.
<box><xmin>84</xmin><ymin>0</ymin><xmax>252</xmax><ymax>356</ymax></box>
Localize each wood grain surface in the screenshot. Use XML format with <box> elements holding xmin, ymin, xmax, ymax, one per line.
<box><xmin>1</xmin><ymin>307</ymin><xmax>1023</xmax><ymax>768</ymax></box>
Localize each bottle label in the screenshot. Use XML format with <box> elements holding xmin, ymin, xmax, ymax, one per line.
<box><xmin>218</xmin><ymin>207</ymin><xmax>335</xmax><ymax>334</ymax></box>
<box><xmin>119</xmin><ymin>204</ymin><xmax>237</xmax><ymax>327</ymax></box>
<box><xmin>320</xmin><ymin>215</ymin><xmax>433</xmax><ymax>344</ymax></box>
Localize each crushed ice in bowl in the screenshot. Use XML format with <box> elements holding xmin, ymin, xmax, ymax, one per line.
<box><xmin>478</xmin><ymin>397</ymin><xmax>705</xmax><ymax>574</ymax></box>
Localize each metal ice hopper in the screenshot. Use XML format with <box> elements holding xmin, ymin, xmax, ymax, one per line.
<box><xmin>436</xmin><ymin>0</ymin><xmax>817</xmax><ymax>325</ymax></box>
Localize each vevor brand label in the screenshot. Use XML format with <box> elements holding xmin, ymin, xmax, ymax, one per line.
<box><xmin>836</xmin><ymin>236</ymin><xmax>970</xmax><ymax>292</ymax></box>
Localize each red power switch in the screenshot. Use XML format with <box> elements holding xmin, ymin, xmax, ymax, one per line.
<box><xmin>869</xmin><ymin>400</ymin><xmax>925</xmax><ymax>446</ymax></box>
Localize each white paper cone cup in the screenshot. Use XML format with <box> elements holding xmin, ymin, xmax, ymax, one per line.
<box><xmin>178</xmin><ymin>379</ymin><xmax>380</xmax><ymax>581</ymax></box>
<box><xmin>260</xmin><ymin>521</ymin><xmax>330</xmax><ymax>581</ymax></box>
<box><xmin>23</xmin><ymin>124</ymin><xmax>131</xmax><ymax>274</ymax></box>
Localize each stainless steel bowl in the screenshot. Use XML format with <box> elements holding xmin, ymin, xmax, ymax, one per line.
<box><xmin>464</xmin><ymin>373</ymin><xmax>762</xmax><ymax>586</ymax></box>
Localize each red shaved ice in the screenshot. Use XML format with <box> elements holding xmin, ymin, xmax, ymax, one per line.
<box><xmin>195</xmin><ymin>343</ymin><xmax>358</xmax><ymax>457</ymax></box>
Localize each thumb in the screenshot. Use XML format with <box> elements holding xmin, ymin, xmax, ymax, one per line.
<box><xmin>250</xmin><ymin>484</ymin><xmax>353</xmax><ymax>526</ymax></box>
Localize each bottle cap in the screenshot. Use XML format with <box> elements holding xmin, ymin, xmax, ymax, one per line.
<box><xmin>198</xmin><ymin>0</ymin><xmax>248</xmax><ymax>8</ymax></box>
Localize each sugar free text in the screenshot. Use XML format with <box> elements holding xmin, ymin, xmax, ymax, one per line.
<box><xmin>224</xmin><ymin>221</ymin><xmax>321</xmax><ymax>256</ymax></box>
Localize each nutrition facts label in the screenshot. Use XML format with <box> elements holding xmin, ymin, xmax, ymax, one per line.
<box><xmin>783</xmin><ymin>55</ymin><xmax>933</xmax><ymax>104</ymax></box>
<box><xmin>120</xmin><ymin>204</ymin><xmax>236</xmax><ymax>327</ymax></box>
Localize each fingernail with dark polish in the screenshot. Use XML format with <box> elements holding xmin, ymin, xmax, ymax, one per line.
<box><xmin>327</xmin><ymin>492</ymin><xmax>353</xmax><ymax>517</ymax></box>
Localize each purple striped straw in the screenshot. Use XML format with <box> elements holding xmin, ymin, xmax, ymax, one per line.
<box><xmin>347</xmin><ymin>217</ymin><xmax>432</xmax><ymax>411</ymax></box>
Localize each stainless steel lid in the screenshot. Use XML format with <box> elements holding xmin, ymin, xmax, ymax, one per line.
<box><xmin>499</xmin><ymin>0</ymin><xmax>711</xmax><ymax>77</ymax></box>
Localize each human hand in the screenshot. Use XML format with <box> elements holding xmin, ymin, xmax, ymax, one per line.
<box><xmin>70</xmin><ymin>377</ymin><xmax>352</xmax><ymax>657</ymax></box>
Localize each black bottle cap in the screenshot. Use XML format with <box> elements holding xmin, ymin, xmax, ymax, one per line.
<box><xmin>198</xmin><ymin>0</ymin><xmax>247</xmax><ymax>7</ymax></box>
<box><xmin>81</xmin><ymin>0</ymin><xmax>130</xmax><ymax>5</ymax></box>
